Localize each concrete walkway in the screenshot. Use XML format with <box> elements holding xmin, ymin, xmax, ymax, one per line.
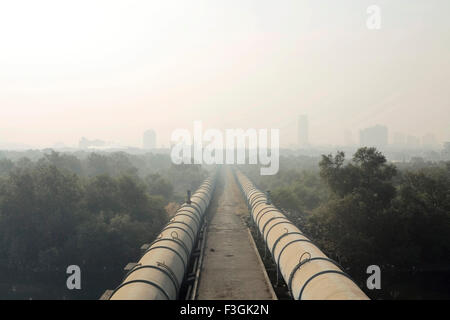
<box><xmin>196</xmin><ymin>167</ymin><xmax>276</xmax><ymax>300</ymax></box>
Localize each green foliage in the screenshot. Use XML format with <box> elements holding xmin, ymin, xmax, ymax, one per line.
<box><xmin>391</xmin><ymin>166</ymin><xmax>450</xmax><ymax>265</ymax></box>
<box><xmin>0</xmin><ymin>165</ymin><xmax>82</xmax><ymax>271</ymax></box>
<box><xmin>0</xmin><ymin>150</ymin><xmax>207</xmax><ymax>299</ymax></box>
<box><xmin>166</xmin><ymin>163</ymin><xmax>207</xmax><ymax>201</ymax></box>
<box><xmin>0</xmin><ymin>159</ymin><xmax>14</xmax><ymax>176</ymax></box>
<box><xmin>241</xmin><ymin>148</ymin><xmax>450</xmax><ymax>298</ymax></box>
<box><xmin>145</xmin><ymin>173</ymin><xmax>173</xmax><ymax>199</ymax></box>
<box><xmin>38</xmin><ymin>151</ymin><xmax>83</xmax><ymax>175</ymax></box>
<box><xmin>319</xmin><ymin>147</ymin><xmax>397</xmax><ymax>203</ymax></box>
<box><xmin>311</xmin><ymin>148</ymin><xmax>450</xmax><ymax>271</ymax></box>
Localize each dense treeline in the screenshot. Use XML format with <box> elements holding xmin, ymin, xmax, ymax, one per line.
<box><xmin>0</xmin><ymin>150</ymin><xmax>207</xmax><ymax>201</ymax></box>
<box><xmin>1</xmin><ymin>148</ymin><xmax>448</xmax><ymax>299</ymax></box>
<box><xmin>242</xmin><ymin>148</ymin><xmax>450</xmax><ymax>299</ymax></box>
<box><xmin>0</xmin><ymin>151</ymin><xmax>207</xmax><ymax>299</ymax></box>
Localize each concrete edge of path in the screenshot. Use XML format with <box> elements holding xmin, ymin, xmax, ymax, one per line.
<box><xmin>247</xmin><ymin>228</ymin><xmax>278</xmax><ymax>300</ymax></box>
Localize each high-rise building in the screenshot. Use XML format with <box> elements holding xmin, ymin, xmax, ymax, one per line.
<box><xmin>143</xmin><ymin>129</ymin><xmax>157</xmax><ymax>149</ymax></box>
<box><xmin>344</xmin><ymin>130</ymin><xmax>355</xmax><ymax>146</ymax></box>
<box><xmin>393</xmin><ymin>132</ymin><xmax>406</xmax><ymax>147</ymax></box>
<box><xmin>298</xmin><ymin>115</ymin><xmax>309</xmax><ymax>147</ymax></box>
<box><xmin>406</xmin><ymin>135</ymin><xmax>420</xmax><ymax>149</ymax></box>
<box><xmin>359</xmin><ymin>125</ymin><xmax>388</xmax><ymax>148</ymax></box>
<box><xmin>422</xmin><ymin>133</ymin><xmax>438</xmax><ymax>148</ymax></box>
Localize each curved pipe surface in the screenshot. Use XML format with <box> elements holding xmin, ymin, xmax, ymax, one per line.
<box><xmin>233</xmin><ymin>168</ymin><xmax>369</xmax><ymax>300</ymax></box>
<box><xmin>110</xmin><ymin>173</ymin><xmax>216</xmax><ymax>300</ymax></box>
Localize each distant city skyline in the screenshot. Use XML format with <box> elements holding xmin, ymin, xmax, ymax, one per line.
<box><xmin>0</xmin><ymin>1</ymin><xmax>449</xmax><ymax>149</ymax></box>
<box><xmin>360</xmin><ymin>125</ymin><xmax>388</xmax><ymax>148</ymax></box>
<box><xmin>0</xmin><ymin>124</ymin><xmax>447</xmax><ymax>151</ymax></box>
<box><xmin>143</xmin><ymin>129</ymin><xmax>157</xmax><ymax>150</ymax></box>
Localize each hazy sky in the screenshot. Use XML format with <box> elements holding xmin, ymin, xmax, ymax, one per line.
<box><xmin>1</xmin><ymin>0</ymin><xmax>449</xmax><ymax>148</ymax></box>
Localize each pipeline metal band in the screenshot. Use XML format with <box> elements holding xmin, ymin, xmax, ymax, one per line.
<box><xmin>173</xmin><ymin>213</ymin><xmax>200</xmax><ymax>230</ymax></box>
<box><xmin>180</xmin><ymin>203</ymin><xmax>202</xmax><ymax>221</ymax></box>
<box><xmin>250</xmin><ymin>199</ymin><xmax>266</xmax><ymax>210</ymax></box>
<box><xmin>191</xmin><ymin>194</ymin><xmax>208</xmax><ymax>210</ymax></box>
<box><xmin>167</xmin><ymin>221</ymin><xmax>196</xmax><ymax>242</ymax></box>
<box><xmin>261</xmin><ymin>216</ymin><xmax>288</xmax><ymax>238</ymax></box>
<box><xmin>253</xmin><ymin>205</ymin><xmax>276</xmax><ymax>219</ymax></box>
<box><xmin>249</xmin><ymin>194</ymin><xmax>266</xmax><ymax>207</ymax></box>
<box><xmin>194</xmin><ymin>189</ymin><xmax>212</xmax><ymax>202</ymax></box>
<box><xmin>192</xmin><ymin>191</ymin><xmax>211</xmax><ymax>207</ymax></box>
<box><xmin>149</xmin><ymin>233</ymin><xmax>190</xmax><ymax>251</ymax></box>
<box><xmin>200</xmin><ymin>181</ymin><xmax>213</xmax><ymax>189</ymax></box>
<box><xmin>297</xmin><ymin>270</ymin><xmax>354</xmax><ymax>300</ymax></box>
<box><xmin>148</xmin><ymin>238</ymin><xmax>190</xmax><ymax>262</ymax></box>
<box><xmin>157</xmin><ymin>261</ymin><xmax>181</xmax><ymax>295</ymax></box>
<box><xmin>270</xmin><ymin>232</ymin><xmax>305</xmax><ymax>256</ymax></box>
<box><xmin>275</xmin><ymin>238</ymin><xmax>313</xmax><ymax>270</ymax></box>
<box><xmin>246</xmin><ymin>186</ymin><xmax>260</xmax><ymax>194</ymax></box>
<box><xmin>252</xmin><ymin>199</ymin><xmax>269</xmax><ymax>209</ymax></box>
<box><xmin>249</xmin><ymin>191</ymin><xmax>264</xmax><ymax>201</ymax></box>
<box><xmin>143</xmin><ymin>245</ymin><xmax>187</xmax><ymax>270</ymax></box>
<box><xmin>253</xmin><ymin>205</ymin><xmax>277</xmax><ymax>222</ymax></box>
<box><xmin>109</xmin><ymin>174</ymin><xmax>216</xmax><ymax>300</ymax></box>
<box><xmin>198</xmin><ymin>183</ymin><xmax>211</xmax><ymax>191</ymax></box>
<box><xmin>195</xmin><ymin>188</ymin><xmax>210</xmax><ymax>197</ymax></box>
<box><xmin>123</xmin><ymin>265</ymin><xmax>180</xmax><ymax>296</ymax></box>
<box><xmin>176</xmin><ymin>209</ymin><xmax>202</xmax><ymax>226</ymax></box>
<box><xmin>248</xmin><ymin>190</ymin><xmax>264</xmax><ymax>199</ymax></box>
<box><xmin>255</xmin><ymin>209</ymin><xmax>281</xmax><ymax>229</ymax></box>
<box><xmin>194</xmin><ymin>202</ymin><xmax>206</xmax><ymax>220</ymax></box>
<box><xmin>244</xmin><ymin>189</ymin><xmax>254</xmax><ymax>204</ymax></box>
<box><xmin>161</xmin><ymin>226</ymin><xmax>195</xmax><ymax>248</ymax></box>
<box><xmin>287</xmin><ymin>257</ymin><xmax>341</xmax><ymax>295</ymax></box>
<box><xmin>264</xmin><ymin>220</ymin><xmax>295</xmax><ymax>244</ymax></box>
<box><xmin>191</xmin><ymin>201</ymin><xmax>204</xmax><ymax>217</ymax></box>
<box><xmin>193</xmin><ymin>179</ymin><xmax>214</xmax><ymax>210</ymax></box>
<box><xmin>110</xmin><ymin>279</ymin><xmax>171</xmax><ymax>300</ymax></box>
<box><xmin>178</xmin><ymin>206</ymin><xmax>202</xmax><ymax>224</ymax></box>
<box><xmin>247</xmin><ymin>189</ymin><xmax>260</xmax><ymax>200</ymax></box>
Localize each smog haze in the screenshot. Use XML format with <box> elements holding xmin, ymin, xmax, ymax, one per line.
<box><xmin>0</xmin><ymin>0</ymin><xmax>449</xmax><ymax>148</ymax></box>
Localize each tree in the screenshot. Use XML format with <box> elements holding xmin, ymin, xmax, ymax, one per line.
<box><xmin>0</xmin><ymin>164</ymin><xmax>82</xmax><ymax>271</ymax></box>
<box><xmin>0</xmin><ymin>159</ymin><xmax>14</xmax><ymax>176</ymax></box>
<box><xmin>146</xmin><ymin>173</ymin><xmax>173</xmax><ymax>199</ymax></box>
<box><xmin>311</xmin><ymin>148</ymin><xmax>398</xmax><ymax>267</ymax></box>
<box><xmin>0</xmin><ymin>151</ymin><xmax>205</xmax><ymax>298</ymax></box>
<box><xmin>319</xmin><ymin>147</ymin><xmax>396</xmax><ymax>203</ymax></box>
<box><xmin>39</xmin><ymin>151</ymin><xmax>83</xmax><ymax>175</ymax></box>
<box><xmin>86</xmin><ymin>153</ymin><xmax>110</xmax><ymax>176</ymax></box>
<box><xmin>393</xmin><ymin>166</ymin><xmax>450</xmax><ymax>265</ymax></box>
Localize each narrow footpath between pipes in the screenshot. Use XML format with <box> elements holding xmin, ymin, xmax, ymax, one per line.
<box><xmin>196</xmin><ymin>167</ymin><xmax>276</xmax><ymax>300</ymax></box>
